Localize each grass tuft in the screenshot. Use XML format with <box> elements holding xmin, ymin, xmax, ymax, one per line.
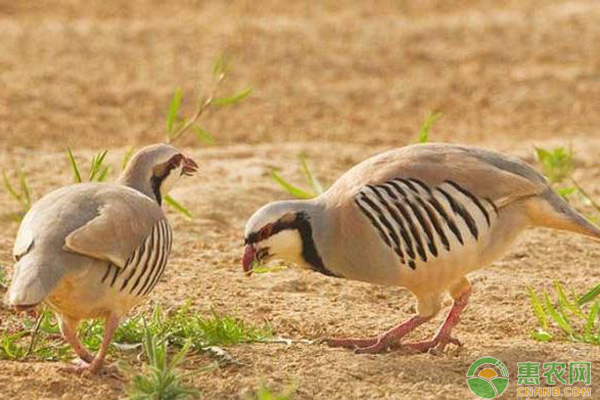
<box><xmin>528</xmin><ymin>281</ymin><xmax>600</xmax><ymax>345</ymax></box>
<box><xmin>416</xmin><ymin>111</ymin><xmax>441</xmax><ymax>143</ymax></box>
<box><xmin>534</xmin><ymin>145</ymin><xmax>574</xmax><ymax>184</ymax></box>
<box><xmin>1</xmin><ymin>304</ymin><xmax>272</xmax><ymax>362</ymax></box>
<box><xmin>271</xmin><ymin>155</ymin><xmax>324</xmax><ymax>199</ymax></box>
<box><xmin>2</xmin><ymin>169</ymin><xmax>32</xmax><ymax>220</ymax></box>
<box><xmin>124</xmin><ymin>323</ymin><xmax>200</xmax><ymax>400</ymax></box>
<box><xmin>66</xmin><ymin>148</ymin><xmax>110</xmax><ymax>183</ymax></box>
<box><xmin>245</xmin><ymin>385</ymin><xmax>295</xmax><ymax>400</ymax></box>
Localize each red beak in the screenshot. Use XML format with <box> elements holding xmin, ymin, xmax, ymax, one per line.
<box><xmin>242</xmin><ymin>245</ymin><xmax>256</xmax><ymax>276</ymax></box>
<box><xmin>182</xmin><ymin>156</ymin><xmax>199</xmax><ymax>176</ymax></box>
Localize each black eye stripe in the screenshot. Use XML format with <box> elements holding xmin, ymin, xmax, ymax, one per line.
<box><xmin>246</xmin><ymin>219</ymin><xmax>295</xmax><ymax>245</ymax></box>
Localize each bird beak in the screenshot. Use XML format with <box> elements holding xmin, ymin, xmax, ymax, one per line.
<box><xmin>242</xmin><ymin>244</ymin><xmax>256</xmax><ymax>277</ymax></box>
<box><xmin>182</xmin><ymin>156</ymin><xmax>199</xmax><ymax>176</ymax></box>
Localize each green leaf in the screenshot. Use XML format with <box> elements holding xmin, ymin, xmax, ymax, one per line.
<box><xmin>417</xmin><ymin>111</ymin><xmax>441</xmax><ymax>143</ymax></box>
<box><xmin>193</xmin><ymin>126</ymin><xmax>216</xmax><ymax>145</ymax></box>
<box><xmin>527</xmin><ymin>287</ymin><xmax>548</xmax><ymax>330</ymax></box>
<box><xmin>270</xmin><ymin>170</ymin><xmax>314</xmax><ymax>199</ymax></box>
<box><xmin>580</xmin><ymin>282</ymin><xmax>600</xmax><ymax>305</ymax></box>
<box><xmin>122</xmin><ymin>146</ymin><xmax>135</xmax><ymax>170</ymax></box>
<box><xmin>66</xmin><ymin>148</ymin><xmax>82</xmax><ymax>183</ymax></box>
<box><xmin>584</xmin><ymin>302</ymin><xmax>599</xmax><ymax>337</ymax></box>
<box><xmin>556</xmin><ymin>187</ymin><xmax>578</xmax><ymax>198</ymax></box>
<box><xmin>531</xmin><ymin>329</ymin><xmax>553</xmax><ymax>342</ymax></box>
<box><xmin>213</xmin><ymin>88</ymin><xmax>252</xmax><ymax>106</ymax></box>
<box><xmin>164</xmin><ymin>195</ymin><xmax>193</xmax><ymax>219</ymax></box>
<box><xmin>299</xmin><ymin>155</ymin><xmax>323</xmax><ymax>195</ymax></box>
<box><xmin>534</xmin><ymin>145</ymin><xmax>574</xmax><ymax>184</ymax></box>
<box><xmin>251</xmin><ymin>264</ymin><xmax>288</xmax><ymax>274</ymax></box>
<box><xmin>89</xmin><ymin>150</ymin><xmax>108</xmax><ymax>181</ymax></box>
<box><xmin>166</xmin><ymin>88</ymin><xmax>183</xmax><ymax>134</ymax></box>
<box><xmin>212</xmin><ymin>54</ymin><xmax>229</xmax><ymax>77</ymax></box>
<box><xmin>19</xmin><ymin>172</ymin><xmax>31</xmax><ymax>209</ymax></box>
<box><xmin>543</xmin><ymin>292</ymin><xmax>573</xmax><ymax>334</ymax></box>
<box><xmin>2</xmin><ymin>170</ymin><xmax>21</xmax><ymax>202</ymax></box>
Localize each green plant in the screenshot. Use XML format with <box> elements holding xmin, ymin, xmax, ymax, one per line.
<box><xmin>148</xmin><ymin>304</ymin><xmax>272</xmax><ymax>350</ymax></box>
<box><xmin>271</xmin><ymin>111</ymin><xmax>442</xmax><ymax>199</ymax></box>
<box><xmin>528</xmin><ymin>281</ymin><xmax>600</xmax><ymax>345</ymax></box>
<box><xmin>166</xmin><ymin>55</ymin><xmax>251</xmax><ymax>145</ymax></box>
<box><xmin>245</xmin><ymin>385</ymin><xmax>295</xmax><ymax>400</ymax></box>
<box><xmin>124</xmin><ymin>323</ymin><xmax>199</xmax><ymax>400</ymax></box>
<box><xmin>67</xmin><ymin>148</ymin><xmax>110</xmax><ymax>183</ymax></box>
<box><xmin>416</xmin><ymin>111</ymin><xmax>441</xmax><ymax>143</ymax></box>
<box><xmin>0</xmin><ymin>309</ymin><xmax>71</xmax><ymax>361</ymax></box>
<box><xmin>534</xmin><ymin>146</ymin><xmax>574</xmax><ymax>184</ymax></box>
<box><xmin>2</xmin><ymin>169</ymin><xmax>32</xmax><ymax>220</ymax></box>
<box><xmin>0</xmin><ymin>266</ymin><xmax>7</xmax><ymax>289</ymax></box>
<box><xmin>270</xmin><ymin>155</ymin><xmax>325</xmax><ymax>199</ymax></box>
<box><xmin>6</xmin><ymin>303</ymin><xmax>271</xmax><ymax>363</ymax></box>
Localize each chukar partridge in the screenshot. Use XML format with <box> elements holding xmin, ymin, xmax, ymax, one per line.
<box><xmin>6</xmin><ymin>144</ymin><xmax>197</xmax><ymax>372</ymax></box>
<box><xmin>243</xmin><ymin>143</ymin><xmax>600</xmax><ymax>354</ymax></box>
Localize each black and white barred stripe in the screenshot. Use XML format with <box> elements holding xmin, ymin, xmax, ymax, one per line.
<box><xmin>101</xmin><ymin>219</ymin><xmax>172</xmax><ymax>296</ymax></box>
<box><xmin>355</xmin><ymin>178</ymin><xmax>498</xmax><ymax>270</ymax></box>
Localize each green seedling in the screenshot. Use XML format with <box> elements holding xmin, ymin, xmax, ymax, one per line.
<box><xmin>164</xmin><ymin>195</ymin><xmax>193</xmax><ymax>219</ymax></box>
<box><xmin>245</xmin><ymin>385</ymin><xmax>295</xmax><ymax>400</ymax></box>
<box><xmin>7</xmin><ymin>303</ymin><xmax>272</xmax><ymax>362</ymax></box>
<box><xmin>528</xmin><ymin>280</ymin><xmax>600</xmax><ymax>345</ymax></box>
<box><xmin>271</xmin><ymin>155</ymin><xmax>325</xmax><ymax>199</ymax></box>
<box><xmin>167</xmin><ymin>55</ymin><xmax>251</xmax><ymax>144</ymax></box>
<box><xmin>2</xmin><ymin>169</ymin><xmax>32</xmax><ymax>221</ymax></box>
<box><xmin>534</xmin><ymin>146</ymin><xmax>574</xmax><ymax>184</ymax></box>
<box><xmin>66</xmin><ymin>148</ymin><xmax>109</xmax><ymax>183</ymax></box>
<box><xmin>416</xmin><ymin>111</ymin><xmax>441</xmax><ymax>143</ymax></box>
<box><xmin>124</xmin><ymin>323</ymin><xmax>199</xmax><ymax>400</ymax></box>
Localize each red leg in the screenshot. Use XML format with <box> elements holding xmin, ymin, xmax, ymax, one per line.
<box><xmin>61</xmin><ymin>314</ymin><xmax>119</xmax><ymax>374</ymax></box>
<box><xmin>326</xmin><ymin>315</ymin><xmax>432</xmax><ymax>353</ymax></box>
<box><xmin>59</xmin><ymin>316</ymin><xmax>94</xmax><ymax>364</ymax></box>
<box><xmin>403</xmin><ymin>287</ymin><xmax>471</xmax><ymax>354</ymax></box>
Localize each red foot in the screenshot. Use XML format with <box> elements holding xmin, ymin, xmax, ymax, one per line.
<box><xmin>403</xmin><ymin>336</ymin><xmax>462</xmax><ymax>354</ymax></box>
<box><xmin>325</xmin><ymin>315</ymin><xmax>429</xmax><ymax>354</ymax></box>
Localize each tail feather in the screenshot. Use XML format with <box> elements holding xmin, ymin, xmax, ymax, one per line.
<box><xmin>7</xmin><ymin>258</ymin><xmax>59</xmax><ymax>307</ymax></box>
<box><xmin>526</xmin><ymin>189</ymin><xmax>600</xmax><ymax>239</ymax></box>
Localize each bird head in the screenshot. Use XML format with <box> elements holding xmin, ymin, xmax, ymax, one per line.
<box><xmin>119</xmin><ymin>143</ymin><xmax>198</xmax><ymax>204</ymax></box>
<box><xmin>243</xmin><ymin>200</ymin><xmax>322</xmax><ymax>275</ymax></box>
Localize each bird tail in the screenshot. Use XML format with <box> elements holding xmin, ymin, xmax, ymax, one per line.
<box><xmin>6</xmin><ymin>257</ymin><xmax>59</xmax><ymax>308</ymax></box>
<box><xmin>526</xmin><ymin>188</ymin><xmax>600</xmax><ymax>239</ymax></box>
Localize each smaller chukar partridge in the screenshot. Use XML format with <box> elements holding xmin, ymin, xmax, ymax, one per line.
<box><xmin>243</xmin><ymin>143</ymin><xmax>600</xmax><ymax>354</ymax></box>
<box><xmin>6</xmin><ymin>144</ymin><xmax>197</xmax><ymax>372</ymax></box>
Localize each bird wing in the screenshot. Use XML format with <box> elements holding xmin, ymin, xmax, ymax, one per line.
<box><xmin>330</xmin><ymin>143</ymin><xmax>548</xmax><ymax>208</ymax></box>
<box><xmin>63</xmin><ymin>186</ymin><xmax>167</xmax><ymax>268</ymax></box>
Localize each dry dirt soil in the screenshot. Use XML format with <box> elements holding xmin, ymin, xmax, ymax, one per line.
<box><xmin>2</xmin><ymin>1</ymin><xmax>600</xmax><ymax>399</ymax></box>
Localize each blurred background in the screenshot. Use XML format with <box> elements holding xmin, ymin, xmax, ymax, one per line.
<box><xmin>2</xmin><ymin>0</ymin><xmax>599</xmax><ymax>150</ymax></box>
<box><xmin>2</xmin><ymin>2</ymin><xmax>600</xmax><ymax>399</ymax></box>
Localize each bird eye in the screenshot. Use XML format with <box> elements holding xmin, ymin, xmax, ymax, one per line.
<box><xmin>169</xmin><ymin>154</ymin><xmax>183</xmax><ymax>168</ymax></box>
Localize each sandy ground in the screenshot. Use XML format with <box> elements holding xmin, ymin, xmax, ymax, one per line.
<box><xmin>2</xmin><ymin>1</ymin><xmax>600</xmax><ymax>399</ymax></box>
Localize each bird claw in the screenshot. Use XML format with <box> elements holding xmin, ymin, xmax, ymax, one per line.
<box><xmin>353</xmin><ymin>340</ymin><xmax>391</xmax><ymax>354</ymax></box>
<box><xmin>58</xmin><ymin>359</ymin><xmax>117</xmax><ymax>376</ymax></box>
<box><xmin>403</xmin><ymin>336</ymin><xmax>462</xmax><ymax>354</ymax></box>
<box><xmin>324</xmin><ymin>337</ymin><xmax>379</xmax><ymax>349</ymax></box>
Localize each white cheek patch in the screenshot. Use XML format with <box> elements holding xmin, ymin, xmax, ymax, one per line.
<box><xmin>263</xmin><ymin>229</ymin><xmax>304</xmax><ymax>265</ymax></box>
<box><xmin>160</xmin><ymin>166</ymin><xmax>183</xmax><ymax>195</ymax></box>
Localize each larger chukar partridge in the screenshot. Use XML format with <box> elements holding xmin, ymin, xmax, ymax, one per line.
<box><xmin>243</xmin><ymin>143</ymin><xmax>600</xmax><ymax>354</ymax></box>
<box><xmin>6</xmin><ymin>143</ymin><xmax>197</xmax><ymax>372</ymax></box>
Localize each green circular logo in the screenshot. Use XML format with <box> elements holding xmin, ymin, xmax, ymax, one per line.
<box><xmin>466</xmin><ymin>356</ymin><xmax>510</xmax><ymax>399</ymax></box>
